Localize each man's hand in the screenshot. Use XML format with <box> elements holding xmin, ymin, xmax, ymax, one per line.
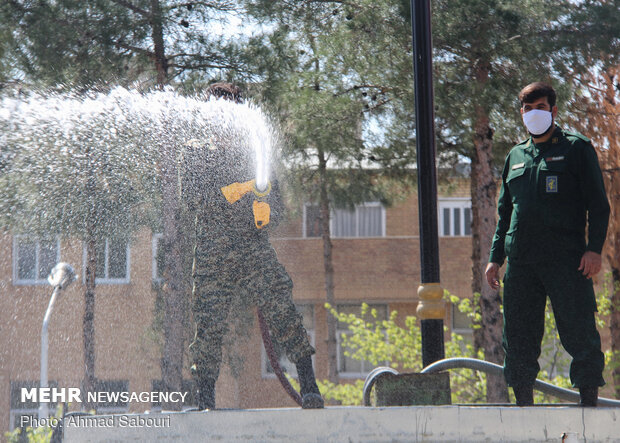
<box><xmin>485</xmin><ymin>262</ymin><xmax>501</xmax><ymax>290</ymax></box>
<box><xmin>578</xmin><ymin>251</ymin><xmax>602</xmax><ymax>279</ymax></box>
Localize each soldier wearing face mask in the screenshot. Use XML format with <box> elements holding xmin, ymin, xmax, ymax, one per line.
<box><xmin>485</xmin><ymin>82</ymin><xmax>610</xmax><ymax>407</ymax></box>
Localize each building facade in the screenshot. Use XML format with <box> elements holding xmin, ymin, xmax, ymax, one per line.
<box><xmin>0</xmin><ymin>182</ymin><xmax>475</xmax><ymax>433</ymax></box>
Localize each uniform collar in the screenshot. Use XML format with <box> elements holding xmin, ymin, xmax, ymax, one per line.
<box><xmin>527</xmin><ymin>126</ymin><xmax>563</xmax><ymax>152</ymax></box>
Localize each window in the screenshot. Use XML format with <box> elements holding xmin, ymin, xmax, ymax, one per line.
<box><xmin>83</xmin><ymin>238</ymin><xmax>130</xmax><ymax>283</ymax></box>
<box><xmin>304</xmin><ymin>203</ymin><xmax>385</xmax><ymax>238</ymax></box>
<box><xmin>152</xmin><ymin>233</ymin><xmax>164</xmax><ymax>282</ymax></box>
<box><xmin>13</xmin><ymin>236</ymin><xmax>60</xmax><ymax>284</ymax></box>
<box><xmin>10</xmin><ymin>381</ymin><xmax>58</xmax><ymax>430</ymax></box>
<box><xmin>438</xmin><ymin>198</ymin><xmax>472</xmax><ymax>237</ymax></box>
<box><xmin>451</xmin><ymin>303</ymin><xmax>473</xmax><ymax>334</ymax></box>
<box><xmin>151</xmin><ymin>380</ymin><xmax>196</xmax><ymax>410</ymax></box>
<box><xmin>337</xmin><ymin>304</ymin><xmax>388</xmax><ymax>377</ymax></box>
<box><xmin>262</xmin><ymin>305</ymin><xmax>315</xmax><ymax>378</ymax></box>
<box><xmin>92</xmin><ymin>380</ymin><xmax>129</xmax><ymax>414</ymax></box>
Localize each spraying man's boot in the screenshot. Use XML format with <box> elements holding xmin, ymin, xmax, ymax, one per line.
<box><xmin>296</xmin><ymin>355</ymin><xmax>324</xmax><ymax>409</ymax></box>
<box><xmin>512</xmin><ymin>384</ymin><xmax>534</xmax><ymax>406</ymax></box>
<box><xmin>197</xmin><ymin>378</ymin><xmax>216</xmax><ymax>410</ymax></box>
<box><xmin>579</xmin><ymin>387</ymin><xmax>598</xmax><ymax>407</ymax></box>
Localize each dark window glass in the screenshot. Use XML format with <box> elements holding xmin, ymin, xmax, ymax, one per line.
<box><xmin>442</xmin><ymin>208</ymin><xmax>451</xmax><ymax>236</ymax></box>
<box><xmin>464</xmin><ymin>208</ymin><xmax>472</xmax><ymax>236</ymax></box>
<box><xmin>305</xmin><ymin>205</ymin><xmax>321</xmax><ymax>237</ymax></box>
<box><xmin>10</xmin><ymin>380</ymin><xmax>58</xmax><ymax>409</ymax></box>
<box><xmin>93</xmin><ymin>380</ymin><xmax>129</xmax><ymax>408</ymax></box>
<box><xmin>108</xmin><ymin>239</ymin><xmax>127</xmax><ymax>279</ymax></box>
<box><xmin>155</xmin><ymin>237</ymin><xmax>165</xmax><ymax>280</ymax></box>
<box><xmin>38</xmin><ymin>239</ymin><xmax>57</xmax><ymax>280</ymax></box>
<box><xmin>151</xmin><ymin>380</ymin><xmax>196</xmax><ymax>407</ymax></box>
<box><xmin>453</xmin><ymin>208</ymin><xmax>461</xmax><ymax>236</ymax></box>
<box><xmin>17</xmin><ymin>239</ymin><xmax>36</xmax><ymax>280</ymax></box>
<box><xmin>95</xmin><ymin>241</ymin><xmax>106</xmax><ymax>279</ymax></box>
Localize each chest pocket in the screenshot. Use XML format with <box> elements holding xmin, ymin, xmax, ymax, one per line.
<box><xmin>506</xmin><ymin>164</ymin><xmax>527</xmax><ymax>202</ymax></box>
<box><xmin>538</xmin><ymin>160</ymin><xmax>575</xmax><ymax>199</ymax></box>
<box><xmin>539</xmin><ymin>159</ymin><xmax>584</xmax><ymax>233</ymax></box>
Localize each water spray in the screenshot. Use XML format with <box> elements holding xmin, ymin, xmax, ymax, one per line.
<box><xmin>3</xmin><ymin>87</ymin><xmax>301</xmax><ymax>408</ymax></box>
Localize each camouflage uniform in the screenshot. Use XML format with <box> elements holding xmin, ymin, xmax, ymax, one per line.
<box><xmin>180</xmin><ymin>142</ymin><xmax>315</xmax><ymax>383</ymax></box>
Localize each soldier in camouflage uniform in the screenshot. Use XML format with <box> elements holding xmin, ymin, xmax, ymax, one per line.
<box><xmin>181</xmin><ymin>83</ymin><xmax>323</xmax><ymax>410</ymax></box>
<box><xmin>486</xmin><ymin>82</ymin><xmax>610</xmax><ymax>407</ymax></box>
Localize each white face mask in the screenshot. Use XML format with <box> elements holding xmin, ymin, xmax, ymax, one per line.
<box><xmin>522</xmin><ymin>109</ymin><xmax>553</xmax><ymax>136</ymax></box>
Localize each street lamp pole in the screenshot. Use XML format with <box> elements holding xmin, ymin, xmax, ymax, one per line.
<box><xmin>40</xmin><ymin>262</ymin><xmax>76</xmax><ymax>420</ymax></box>
<box><xmin>410</xmin><ymin>0</ymin><xmax>446</xmax><ymax>367</ymax></box>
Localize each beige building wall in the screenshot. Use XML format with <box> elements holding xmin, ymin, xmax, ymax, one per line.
<box><xmin>0</xmin><ymin>189</ymin><xmax>478</xmax><ymax>434</ymax></box>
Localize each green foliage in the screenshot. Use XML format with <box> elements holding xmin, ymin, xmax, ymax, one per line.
<box><xmin>245</xmin><ymin>0</ymin><xmax>418</xmax><ymax>211</ymax></box>
<box><xmin>5</xmin><ymin>425</ymin><xmax>51</xmax><ymax>443</ymax></box>
<box><xmin>320</xmin><ymin>280</ymin><xmax>615</xmax><ymax>405</ymax></box>
<box><xmin>5</xmin><ymin>407</ymin><xmax>64</xmax><ymax>443</ymax></box>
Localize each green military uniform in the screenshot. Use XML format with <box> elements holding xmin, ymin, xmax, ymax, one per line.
<box><xmin>180</xmin><ymin>142</ymin><xmax>315</xmax><ymax>383</ymax></box>
<box><xmin>489</xmin><ymin>126</ymin><xmax>610</xmax><ymax>389</ymax></box>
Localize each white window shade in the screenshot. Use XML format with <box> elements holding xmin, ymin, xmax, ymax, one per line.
<box><xmin>304</xmin><ymin>203</ymin><xmax>385</xmax><ymax>238</ymax></box>
<box><xmin>438</xmin><ymin>198</ymin><xmax>472</xmax><ymax>237</ymax></box>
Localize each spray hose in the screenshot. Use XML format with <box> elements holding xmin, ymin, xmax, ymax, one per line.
<box><xmin>257</xmin><ymin>308</ymin><xmax>303</xmax><ymax>406</ymax></box>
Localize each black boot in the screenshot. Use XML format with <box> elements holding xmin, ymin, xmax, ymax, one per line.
<box><xmin>579</xmin><ymin>387</ymin><xmax>598</xmax><ymax>407</ymax></box>
<box><xmin>296</xmin><ymin>355</ymin><xmax>324</xmax><ymax>409</ymax></box>
<box><xmin>197</xmin><ymin>378</ymin><xmax>216</xmax><ymax>410</ymax></box>
<box><xmin>513</xmin><ymin>384</ymin><xmax>534</xmax><ymax>406</ymax></box>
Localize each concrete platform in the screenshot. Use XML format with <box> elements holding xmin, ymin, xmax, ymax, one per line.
<box><xmin>63</xmin><ymin>405</ymin><xmax>620</xmax><ymax>443</ymax></box>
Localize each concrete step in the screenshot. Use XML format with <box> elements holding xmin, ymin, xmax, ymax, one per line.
<box><xmin>62</xmin><ymin>405</ymin><xmax>620</xmax><ymax>442</ymax></box>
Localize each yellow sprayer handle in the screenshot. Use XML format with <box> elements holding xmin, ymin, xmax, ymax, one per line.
<box><xmin>221</xmin><ymin>180</ymin><xmax>256</xmax><ymax>204</ymax></box>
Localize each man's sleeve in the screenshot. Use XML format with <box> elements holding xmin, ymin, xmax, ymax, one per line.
<box><xmin>580</xmin><ymin>142</ymin><xmax>610</xmax><ymax>254</ymax></box>
<box><xmin>489</xmin><ymin>156</ymin><xmax>513</xmax><ymax>265</ymax></box>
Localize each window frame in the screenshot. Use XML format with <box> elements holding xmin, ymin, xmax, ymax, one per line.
<box><xmin>82</xmin><ymin>238</ymin><xmax>131</xmax><ymax>284</ymax></box>
<box><xmin>303</xmin><ymin>202</ymin><xmax>386</xmax><ymax>238</ymax></box>
<box><xmin>261</xmin><ymin>304</ymin><xmax>316</xmax><ymax>379</ymax></box>
<box><xmin>9</xmin><ymin>380</ymin><xmax>58</xmax><ymax>431</ymax></box>
<box><xmin>336</xmin><ymin>303</ymin><xmax>389</xmax><ymax>378</ymax></box>
<box><xmin>12</xmin><ymin>235</ymin><xmax>61</xmax><ymax>285</ymax></box>
<box><xmin>438</xmin><ymin>197</ymin><xmax>472</xmax><ymax>237</ymax></box>
<box><xmin>92</xmin><ymin>380</ymin><xmax>130</xmax><ymax>414</ymax></box>
<box><xmin>451</xmin><ymin>303</ymin><xmax>473</xmax><ymax>335</ymax></box>
<box><xmin>150</xmin><ymin>379</ymin><xmax>197</xmax><ymax>411</ymax></box>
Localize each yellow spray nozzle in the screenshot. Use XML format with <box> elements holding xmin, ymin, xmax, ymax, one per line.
<box><xmin>221</xmin><ymin>180</ymin><xmax>256</xmax><ymax>204</ymax></box>
<box><xmin>253</xmin><ymin>200</ymin><xmax>271</xmax><ymax>229</ymax></box>
<box><xmin>252</xmin><ymin>181</ymin><xmax>272</xmax><ymax>198</ymax></box>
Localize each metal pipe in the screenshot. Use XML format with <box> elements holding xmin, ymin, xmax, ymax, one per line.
<box><xmin>39</xmin><ymin>286</ymin><xmax>60</xmax><ymax>420</ymax></box>
<box><xmin>421</xmin><ymin>358</ymin><xmax>620</xmax><ymax>407</ymax></box>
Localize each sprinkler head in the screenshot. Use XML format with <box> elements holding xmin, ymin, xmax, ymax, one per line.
<box><xmin>48</xmin><ymin>263</ymin><xmax>77</xmax><ymax>290</ymax></box>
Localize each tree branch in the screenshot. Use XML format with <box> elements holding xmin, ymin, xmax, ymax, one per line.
<box><xmin>109</xmin><ymin>0</ymin><xmax>151</xmax><ymax>17</ymax></box>
<box><xmin>115</xmin><ymin>41</ymin><xmax>154</xmax><ymax>58</ymax></box>
<box><xmin>165</xmin><ymin>1</ymin><xmax>237</xmax><ymax>12</ymax></box>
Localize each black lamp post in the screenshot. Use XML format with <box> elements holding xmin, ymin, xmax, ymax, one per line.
<box><xmin>410</xmin><ymin>0</ymin><xmax>445</xmax><ymax>367</ymax></box>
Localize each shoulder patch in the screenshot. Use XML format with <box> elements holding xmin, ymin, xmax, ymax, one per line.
<box><xmin>515</xmin><ymin>138</ymin><xmax>530</xmax><ymax>147</ymax></box>
<box><xmin>564</xmin><ymin>130</ymin><xmax>591</xmax><ymax>144</ymax></box>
